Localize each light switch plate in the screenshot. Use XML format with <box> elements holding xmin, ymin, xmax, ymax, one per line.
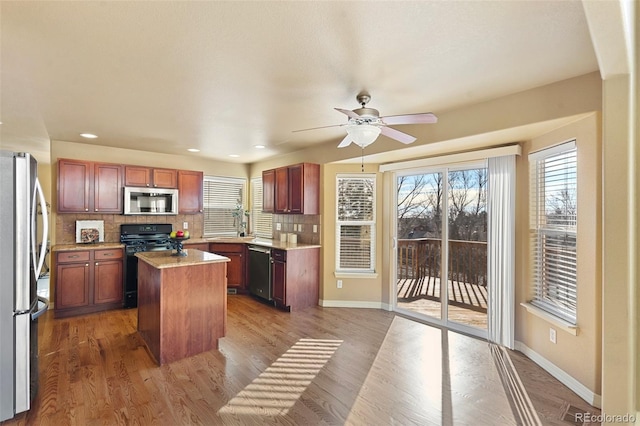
<box><xmin>183</xmin><ymin>222</ymin><xmax>189</xmax><ymax>230</ymax></box>
<box><xmin>276</xmin><ymin>223</ymin><xmax>281</xmax><ymax>230</ymax></box>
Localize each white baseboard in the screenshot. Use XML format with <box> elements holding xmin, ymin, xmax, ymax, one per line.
<box><xmin>319</xmin><ymin>299</ymin><xmax>390</xmax><ymax>310</ymax></box>
<box><xmin>515</xmin><ymin>340</ymin><xmax>601</xmax><ymax>408</ymax></box>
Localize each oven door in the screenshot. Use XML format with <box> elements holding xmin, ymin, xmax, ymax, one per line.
<box><xmin>123</xmin><ymin>245</ymin><xmax>173</xmax><ymax>308</ymax></box>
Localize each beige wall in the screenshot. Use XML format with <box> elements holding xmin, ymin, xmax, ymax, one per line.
<box><xmin>515</xmin><ymin>114</ymin><xmax>602</xmax><ymax>396</ymax></box>
<box><xmin>319</xmin><ymin>163</ymin><xmax>385</xmax><ymax>306</ymax></box>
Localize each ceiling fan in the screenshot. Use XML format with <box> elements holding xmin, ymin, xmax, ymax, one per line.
<box><xmin>294</xmin><ymin>91</ymin><xmax>438</xmax><ymax>148</ymax></box>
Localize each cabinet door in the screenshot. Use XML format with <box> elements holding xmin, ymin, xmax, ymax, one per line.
<box><xmin>94</xmin><ymin>260</ymin><xmax>123</xmax><ymax>305</ymax></box>
<box><xmin>225</xmin><ymin>252</ymin><xmax>246</xmax><ymax>289</ymax></box>
<box><xmin>272</xmin><ymin>259</ymin><xmax>286</xmax><ymax>306</ymax></box>
<box><xmin>93</xmin><ymin>163</ymin><xmax>123</xmax><ymax>213</ymax></box>
<box><xmin>288</xmin><ymin>164</ymin><xmax>304</xmax><ymax>214</ymax></box>
<box><xmin>178</xmin><ymin>170</ymin><xmax>203</xmax><ymax>213</ymax></box>
<box><xmin>262</xmin><ymin>169</ymin><xmax>275</xmax><ymax>213</ymax></box>
<box><xmin>274</xmin><ymin>167</ymin><xmax>290</xmax><ymax>213</ymax></box>
<box><xmin>124</xmin><ymin>166</ymin><xmax>151</xmax><ymax>187</ymax></box>
<box><xmin>152</xmin><ymin>168</ymin><xmax>178</xmax><ymax>188</ymax></box>
<box><xmin>56</xmin><ymin>262</ymin><xmax>90</xmax><ymax>309</ymax></box>
<box><xmin>58</xmin><ymin>159</ymin><xmax>91</xmax><ymax>213</ymax></box>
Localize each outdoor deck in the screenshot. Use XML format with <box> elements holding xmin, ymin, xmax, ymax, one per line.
<box><xmin>397</xmin><ymin>238</ymin><xmax>488</xmax><ymax>328</ymax></box>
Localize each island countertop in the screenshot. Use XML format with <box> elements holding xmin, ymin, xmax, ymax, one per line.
<box><xmin>135</xmin><ymin>249</ymin><xmax>229</xmax><ymax>269</ymax></box>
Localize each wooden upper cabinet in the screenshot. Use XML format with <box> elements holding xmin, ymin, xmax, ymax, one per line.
<box><xmin>57</xmin><ymin>159</ymin><xmax>122</xmax><ymax>213</ymax></box>
<box><xmin>262</xmin><ymin>169</ymin><xmax>275</xmax><ymax>213</ymax></box>
<box><xmin>152</xmin><ymin>168</ymin><xmax>178</xmax><ymax>188</ymax></box>
<box><xmin>274</xmin><ymin>167</ymin><xmax>290</xmax><ymax>213</ymax></box>
<box><xmin>268</xmin><ymin>163</ymin><xmax>319</xmax><ymax>215</ymax></box>
<box><xmin>125</xmin><ymin>166</ymin><xmax>177</xmax><ymax>188</ymax></box>
<box><xmin>178</xmin><ymin>170</ymin><xmax>203</xmax><ymax>214</ymax></box>
<box><xmin>93</xmin><ymin>163</ymin><xmax>123</xmax><ymax>213</ymax></box>
<box><xmin>58</xmin><ymin>159</ymin><xmax>91</xmax><ymax>213</ymax></box>
<box><xmin>124</xmin><ymin>166</ymin><xmax>150</xmax><ymax>187</ymax></box>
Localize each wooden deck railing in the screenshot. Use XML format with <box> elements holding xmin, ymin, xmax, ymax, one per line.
<box><xmin>397</xmin><ymin>238</ymin><xmax>488</xmax><ymax>286</ymax></box>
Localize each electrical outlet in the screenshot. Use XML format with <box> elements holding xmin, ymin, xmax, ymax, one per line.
<box><xmin>313</xmin><ymin>225</ymin><xmax>318</xmax><ymax>233</ymax></box>
<box><xmin>337</xmin><ymin>280</ymin><xmax>343</xmax><ymax>289</ymax></box>
<box><xmin>298</xmin><ymin>224</ymin><xmax>303</xmax><ymax>232</ymax></box>
<box><xmin>183</xmin><ymin>222</ymin><xmax>189</xmax><ymax>230</ymax></box>
<box><xmin>549</xmin><ymin>328</ymin><xmax>557</xmax><ymax>344</ymax></box>
<box><xmin>276</xmin><ymin>223</ymin><xmax>281</xmax><ymax>231</ymax></box>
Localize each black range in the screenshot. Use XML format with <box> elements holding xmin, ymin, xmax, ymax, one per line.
<box><xmin>120</xmin><ymin>224</ymin><xmax>173</xmax><ymax>308</ymax></box>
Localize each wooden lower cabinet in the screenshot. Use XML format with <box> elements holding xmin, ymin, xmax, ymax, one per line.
<box><xmin>271</xmin><ymin>248</ymin><xmax>319</xmax><ymax>311</ymax></box>
<box><xmin>183</xmin><ymin>243</ymin><xmax>210</xmax><ymax>252</ymax></box>
<box><xmin>209</xmin><ymin>243</ymin><xmax>246</xmax><ymax>292</ymax></box>
<box><xmin>55</xmin><ymin>248</ymin><xmax>124</xmax><ymax>318</ymax></box>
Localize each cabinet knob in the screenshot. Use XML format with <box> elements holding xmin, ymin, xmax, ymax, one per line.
<box><xmin>95</xmin><ymin>208</ymin><xmax>98</xmax><ymax>212</ymax></box>
<box><xmin>146</xmin><ymin>184</ymin><xmax>150</xmax><ymax>187</ymax></box>
<box><xmin>85</xmin><ymin>208</ymin><xmax>89</xmax><ymax>212</ymax></box>
<box><xmin>95</xmin><ymin>262</ymin><xmax>99</xmax><ymax>266</ymax></box>
<box><xmin>85</xmin><ymin>264</ymin><xmax>89</xmax><ymax>267</ymax></box>
<box><xmin>153</xmin><ymin>184</ymin><xmax>157</xmax><ymax>187</ymax></box>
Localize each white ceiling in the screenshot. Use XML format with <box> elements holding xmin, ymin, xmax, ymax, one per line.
<box><xmin>0</xmin><ymin>1</ymin><xmax>599</xmax><ymax>164</ymax></box>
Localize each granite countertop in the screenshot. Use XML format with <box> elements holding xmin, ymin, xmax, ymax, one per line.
<box><xmin>135</xmin><ymin>249</ymin><xmax>230</xmax><ymax>269</ymax></box>
<box><xmin>52</xmin><ymin>242</ymin><xmax>125</xmax><ymax>252</ymax></box>
<box><xmin>205</xmin><ymin>237</ymin><xmax>321</xmax><ymax>251</ymax></box>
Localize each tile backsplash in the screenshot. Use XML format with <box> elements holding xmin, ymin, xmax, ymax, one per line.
<box><xmin>55</xmin><ymin>214</ymin><xmax>204</xmax><ymax>244</ymax></box>
<box><xmin>55</xmin><ymin>213</ymin><xmax>320</xmax><ymax>245</ymax></box>
<box><xmin>272</xmin><ymin>214</ymin><xmax>321</xmax><ymax>245</ymax></box>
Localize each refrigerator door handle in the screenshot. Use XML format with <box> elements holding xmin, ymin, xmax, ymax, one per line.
<box><xmin>32</xmin><ymin>178</ymin><xmax>48</xmax><ymax>279</ymax></box>
<box><xmin>31</xmin><ymin>296</ymin><xmax>49</xmax><ymax>320</ymax></box>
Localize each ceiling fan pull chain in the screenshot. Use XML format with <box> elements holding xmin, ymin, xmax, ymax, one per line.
<box><xmin>361</xmin><ymin>147</ymin><xmax>365</xmax><ymax>172</ymax></box>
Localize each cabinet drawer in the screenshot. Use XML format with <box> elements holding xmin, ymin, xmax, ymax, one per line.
<box><xmin>57</xmin><ymin>251</ymin><xmax>90</xmax><ymax>263</ymax></box>
<box><xmin>210</xmin><ymin>243</ymin><xmax>244</xmax><ymax>254</ymax></box>
<box><xmin>272</xmin><ymin>249</ymin><xmax>286</xmax><ymax>262</ymax></box>
<box><xmin>95</xmin><ymin>249</ymin><xmax>123</xmax><ymax>260</ymax></box>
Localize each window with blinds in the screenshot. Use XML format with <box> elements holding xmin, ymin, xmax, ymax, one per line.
<box><xmin>251</xmin><ymin>177</ymin><xmax>273</xmax><ymax>238</ymax></box>
<box><xmin>529</xmin><ymin>140</ymin><xmax>577</xmax><ymax>324</ymax></box>
<box><xmin>203</xmin><ymin>176</ymin><xmax>247</xmax><ymax>237</ymax></box>
<box><xmin>336</xmin><ymin>175</ymin><xmax>376</xmax><ymax>272</ymax></box>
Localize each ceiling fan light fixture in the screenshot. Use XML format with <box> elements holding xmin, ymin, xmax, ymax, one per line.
<box><xmin>346</xmin><ymin>124</ymin><xmax>381</xmax><ymax>148</ymax></box>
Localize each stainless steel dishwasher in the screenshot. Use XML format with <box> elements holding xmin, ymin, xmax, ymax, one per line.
<box><xmin>248</xmin><ymin>245</ymin><xmax>272</xmax><ymax>301</ymax></box>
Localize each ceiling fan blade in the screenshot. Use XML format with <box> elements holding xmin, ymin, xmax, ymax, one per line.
<box><xmin>380</xmin><ymin>126</ymin><xmax>416</xmax><ymax>144</ymax></box>
<box><xmin>292</xmin><ymin>123</ymin><xmax>343</xmax><ymax>133</ymax></box>
<box><xmin>335</xmin><ymin>108</ymin><xmax>360</xmax><ymax>119</ymax></box>
<box><xmin>381</xmin><ymin>112</ymin><xmax>438</xmax><ymax>125</ymax></box>
<box><xmin>337</xmin><ymin>134</ymin><xmax>353</xmax><ymax>148</ymax></box>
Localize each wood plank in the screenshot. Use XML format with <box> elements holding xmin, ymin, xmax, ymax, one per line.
<box><xmin>3</xmin><ymin>295</ymin><xmax>601</xmax><ymax>425</ymax></box>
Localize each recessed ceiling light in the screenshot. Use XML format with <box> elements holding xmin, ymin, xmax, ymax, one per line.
<box><xmin>187</xmin><ymin>148</ymin><xmax>200</xmax><ymax>152</ymax></box>
<box><xmin>254</xmin><ymin>145</ymin><xmax>266</xmax><ymax>149</ymax></box>
<box><xmin>229</xmin><ymin>154</ymin><xmax>240</xmax><ymax>158</ymax></box>
<box><xmin>80</xmin><ymin>133</ymin><xmax>98</xmax><ymax>139</ymax></box>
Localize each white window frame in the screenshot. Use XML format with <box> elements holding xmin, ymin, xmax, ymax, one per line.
<box><xmin>529</xmin><ymin>140</ymin><xmax>577</xmax><ymax>325</ymax></box>
<box><xmin>251</xmin><ymin>177</ymin><xmax>273</xmax><ymax>239</ymax></box>
<box><xmin>336</xmin><ymin>174</ymin><xmax>376</xmax><ymax>273</ymax></box>
<box><xmin>203</xmin><ymin>176</ymin><xmax>247</xmax><ymax>237</ymax></box>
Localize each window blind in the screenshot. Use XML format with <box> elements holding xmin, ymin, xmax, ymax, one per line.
<box><xmin>336</xmin><ymin>175</ymin><xmax>375</xmax><ymax>272</ymax></box>
<box><xmin>203</xmin><ymin>176</ymin><xmax>246</xmax><ymax>236</ymax></box>
<box><xmin>251</xmin><ymin>177</ymin><xmax>273</xmax><ymax>238</ymax></box>
<box><xmin>529</xmin><ymin>141</ymin><xmax>577</xmax><ymax>324</ymax></box>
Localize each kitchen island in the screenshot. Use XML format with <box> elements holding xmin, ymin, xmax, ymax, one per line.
<box><xmin>135</xmin><ymin>249</ymin><xmax>229</xmax><ymax>365</ymax></box>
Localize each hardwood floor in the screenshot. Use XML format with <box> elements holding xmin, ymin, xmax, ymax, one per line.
<box><xmin>3</xmin><ymin>295</ymin><xmax>599</xmax><ymax>425</ymax></box>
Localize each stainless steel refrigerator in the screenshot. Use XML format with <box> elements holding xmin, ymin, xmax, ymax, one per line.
<box><xmin>0</xmin><ymin>151</ymin><xmax>49</xmax><ymax>422</ymax></box>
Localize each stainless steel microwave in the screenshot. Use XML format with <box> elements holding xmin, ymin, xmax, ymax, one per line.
<box><xmin>124</xmin><ymin>187</ymin><xmax>178</xmax><ymax>215</ymax></box>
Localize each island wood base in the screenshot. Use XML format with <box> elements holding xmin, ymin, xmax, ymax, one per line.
<box><xmin>137</xmin><ymin>254</ymin><xmax>227</xmax><ymax>365</ymax></box>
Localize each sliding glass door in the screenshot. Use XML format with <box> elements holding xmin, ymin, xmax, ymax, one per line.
<box><xmin>395</xmin><ymin>164</ymin><xmax>488</xmax><ymax>336</ymax></box>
